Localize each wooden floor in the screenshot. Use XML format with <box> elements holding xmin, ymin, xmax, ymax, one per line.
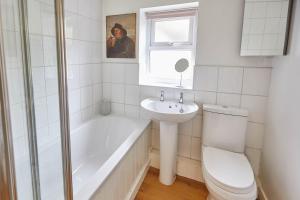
<box><xmin>135</xmin><ymin>168</ymin><xmax>209</xmax><ymax>200</ymax></box>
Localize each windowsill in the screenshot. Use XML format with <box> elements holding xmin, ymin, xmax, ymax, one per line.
<box><xmin>139</xmin><ymin>79</ymin><xmax>193</xmax><ymax>90</ymax></box>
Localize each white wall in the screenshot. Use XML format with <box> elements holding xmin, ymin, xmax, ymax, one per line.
<box><xmin>102</xmin><ymin>0</ymin><xmax>272</xmax><ymax>180</ymax></box>
<box><xmin>261</xmin><ymin>1</ymin><xmax>300</xmax><ymax>199</ymax></box>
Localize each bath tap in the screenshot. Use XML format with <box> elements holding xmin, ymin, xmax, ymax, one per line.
<box><xmin>160</xmin><ymin>90</ymin><xmax>165</xmax><ymax>102</ymax></box>
<box><xmin>179</xmin><ymin>92</ymin><xmax>183</xmax><ymax>104</ymax></box>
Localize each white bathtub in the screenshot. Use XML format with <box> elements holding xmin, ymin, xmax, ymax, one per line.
<box><xmin>71</xmin><ymin>114</ymin><xmax>151</xmax><ymax>199</ymax></box>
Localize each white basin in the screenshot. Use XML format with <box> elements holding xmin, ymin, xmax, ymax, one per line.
<box><xmin>141</xmin><ymin>98</ymin><xmax>199</xmax><ymax>123</ymax></box>
<box><xmin>141</xmin><ymin>98</ymin><xmax>199</xmax><ymax>185</ymax></box>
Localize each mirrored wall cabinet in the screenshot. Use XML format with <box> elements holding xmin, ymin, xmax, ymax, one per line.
<box><xmin>241</xmin><ymin>0</ymin><xmax>293</xmax><ymax>56</ymax></box>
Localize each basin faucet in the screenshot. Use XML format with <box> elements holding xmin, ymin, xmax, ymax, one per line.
<box><xmin>179</xmin><ymin>92</ymin><xmax>183</xmax><ymax>104</ymax></box>
<box><xmin>160</xmin><ymin>90</ymin><xmax>165</xmax><ymax>102</ymax></box>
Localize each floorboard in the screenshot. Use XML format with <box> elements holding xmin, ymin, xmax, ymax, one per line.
<box><xmin>135</xmin><ymin>168</ymin><xmax>209</xmax><ymax>200</ymax></box>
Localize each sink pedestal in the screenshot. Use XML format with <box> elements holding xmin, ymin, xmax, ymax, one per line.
<box><xmin>140</xmin><ymin>98</ymin><xmax>199</xmax><ymax>185</ymax></box>
<box><xmin>159</xmin><ymin>121</ymin><xmax>178</xmax><ymax>185</ymax></box>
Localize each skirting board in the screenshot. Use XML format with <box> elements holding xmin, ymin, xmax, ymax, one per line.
<box><xmin>150</xmin><ymin>149</ymin><xmax>204</xmax><ymax>182</ymax></box>
<box><xmin>126</xmin><ymin>159</ymin><xmax>150</xmax><ymax>200</ymax></box>
<box><xmin>256</xmin><ymin>178</ymin><xmax>269</xmax><ymax>200</ymax></box>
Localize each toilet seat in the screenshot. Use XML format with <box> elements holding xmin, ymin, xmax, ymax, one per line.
<box><xmin>203</xmin><ymin>147</ymin><xmax>256</xmax><ymax>195</ymax></box>
<box><xmin>203</xmin><ymin>169</ymin><xmax>257</xmax><ymax>200</ymax></box>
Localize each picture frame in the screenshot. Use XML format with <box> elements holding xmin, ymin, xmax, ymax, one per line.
<box><xmin>106</xmin><ymin>13</ymin><xmax>136</xmax><ymax>58</ymax></box>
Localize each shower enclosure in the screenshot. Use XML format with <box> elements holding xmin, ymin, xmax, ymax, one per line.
<box><xmin>0</xmin><ymin>0</ymin><xmax>72</xmax><ymax>199</ymax></box>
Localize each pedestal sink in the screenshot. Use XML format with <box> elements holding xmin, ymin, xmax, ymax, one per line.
<box><xmin>141</xmin><ymin>98</ymin><xmax>199</xmax><ymax>185</ymax></box>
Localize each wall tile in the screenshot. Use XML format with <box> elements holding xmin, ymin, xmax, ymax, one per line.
<box><xmin>93</xmin><ymin>84</ymin><xmax>102</xmax><ymax>104</ymax></box>
<box><xmin>77</xmin><ymin>16</ymin><xmax>91</xmax><ymax>40</ymax></box>
<box><xmin>192</xmin><ymin>114</ymin><xmax>202</xmax><ymax>138</ymax></box>
<box><xmin>246</xmin><ymin>122</ymin><xmax>265</xmax><ymax>149</ymax></box>
<box><xmin>217</xmin><ymin>93</ymin><xmax>241</xmax><ymax>107</ymax></box>
<box><xmin>125</xmin><ymin>85</ymin><xmax>140</xmax><ymax>105</ymax></box>
<box><xmin>111</xmin><ymin>103</ymin><xmax>125</xmax><ymax>115</ymax></box>
<box><xmin>241</xmin><ymin>95</ymin><xmax>267</xmax><ymax>123</ymax></box>
<box><xmin>32</xmin><ymin>67</ymin><xmax>46</xmax><ymax>99</ymax></box>
<box><xmin>179</xmin><ymin>120</ymin><xmax>193</xmax><ymax>136</ymax></box>
<box><xmin>194</xmin><ymin>66</ymin><xmax>218</xmax><ymax>91</ymax></box>
<box><xmin>67</xmin><ymin>65</ymin><xmax>80</xmax><ymax>90</ymax></box>
<box><xmin>125</xmin><ymin>105</ymin><xmax>140</xmax><ymax>118</ymax></box>
<box><xmin>78</xmin><ymin>41</ymin><xmax>91</xmax><ymax>64</ymax></box>
<box><xmin>92</xmin><ymin>64</ymin><xmax>102</xmax><ymax>84</ymax></box>
<box><xmin>79</xmin><ymin>64</ymin><xmax>93</xmax><ymax>87</ymax></box>
<box><xmin>28</xmin><ymin>0</ymin><xmax>42</xmax><ymax>34</ymax></box>
<box><xmin>178</xmin><ymin>135</ymin><xmax>191</xmax><ymax>158</ymax></box>
<box><xmin>81</xmin><ymin>106</ymin><xmax>94</xmax><ymax>122</ymax></box>
<box><xmin>70</xmin><ymin>112</ymin><xmax>82</xmax><ymax>130</ymax></box>
<box><xmin>69</xmin><ymin>89</ymin><xmax>81</xmax><ymax>114</ymax></box>
<box><xmin>103</xmin><ymin>63</ymin><xmax>112</xmax><ymax>83</ymax></box>
<box><xmin>43</xmin><ymin>36</ymin><xmax>57</xmax><ymax>66</ymax></box>
<box><xmin>7</xmin><ymin>69</ymin><xmax>25</xmax><ymax>104</ymax></box>
<box><xmin>102</xmin><ymin>83</ymin><xmax>112</xmax><ymax>100</ymax></box>
<box><xmin>111</xmin><ymin>63</ymin><xmax>125</xmax><ymax>83</ymax></box>
<box><xmin>125</xmin><ymin>64</ymin><xmax>139</xmax><ymax>85</ymax></box>
<box><xmin>34</xmin><ymin>97</ymin><xmax>48</xmax><ymax>129</ymax></box>
<box><xmin>191</xmin><ymin>137</ymin><xmax>202</xmax><ymax>161</ymax></box>
<box><xmin>11</xmin><ymin>103</ymin><xmax>26</xmax><ymax>138</ymax></box>
<box><xmin>139</xmin><ymin>86</ymin><xmax>160</xmax><ymax>100</ymax></box>
<box><xmin>80</xmin><ymin>86</ymin><xmax>93</xmax><ymax>109</ymax></box>
<box><xmin>65</xmin><ymin>0</ymin><xmax>78</xmax><ymax>13</ymax></box>
<box><xmin>111</xmin><ymin>84</ymin><xmax>125</xmax><ymax>103</ymax></box>
<box><xmin>45</xmin><ymin>66</ymin><xmax>58</xmax><ymax>95</ymax></box>
<box><xmin>78</xmin><ymin>0</ymin><xmax>92</xmax><ymax>17</ymax></box>
<box><xmin>151</xmin><ymin>129</ymin><xmax>160</xmax><ymax>150</ymax></box>
<box><xmin>41</xmin><ymin>3</ymin><xmax>55</xmax><ymax>36</ymax></box>
<box><xmin>64</xmin><ymin>11</ymin><xmax>79</xmax><ymax>39</ymax></box>
<box><xmin>30</xmin><ymin>35</ymin><xmax>44</xmax><ymax>67</ymax></box>
<box><xmin>243</xmin><ymin>68</ymin><xmax>271</xmax><ymax>96</ymax></box>
<box><xmin>46</xmin><ymin>94</ymin><xmax>60</xmax><ymax>123</ymax></box>
<box><xmin>66</xmin><ymin>39</ymin><xmax>80</xmax><ymax>65</ymax></box>
<box><xmin>218</xmin><ymin>67</ymin><xmax>243</xmax><ymax>93</ymax></box>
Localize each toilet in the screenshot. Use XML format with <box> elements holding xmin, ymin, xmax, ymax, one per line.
<box><xmin>201</xmin><ymin>104</ymin><xmax>257</xmax><ymax>200</ymax></box>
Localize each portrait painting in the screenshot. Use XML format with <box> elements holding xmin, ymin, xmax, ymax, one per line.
<box><xmin>106</xmin><ymin>13</ymin><xmax>136</xmax><ymax>58</ymax></box>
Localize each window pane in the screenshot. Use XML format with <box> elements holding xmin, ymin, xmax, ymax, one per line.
<box><xmin>154</xmin><ymin>19</ymin><xmax>190</xmax><ymax>43</ymax></box>
<box><xmin>149</xmin><ymin>50</ymin><xmax>193</xmax><ymax>80</ymax></box>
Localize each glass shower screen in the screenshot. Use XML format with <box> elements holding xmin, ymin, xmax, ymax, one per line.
<box><xmin>0</xmin><ymin>0</ymin><xmax>71</xmax><ymax>199</ymax></box>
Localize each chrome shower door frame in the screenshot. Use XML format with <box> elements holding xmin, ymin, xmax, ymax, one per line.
<box><xmin>0</xmin><ymin>10</ymin><xmax>17</xmax><ymax>200</ymax></box>
<box><xmin>54</xmin><ymin>0</ymin><xmax>73</xmax><ymax>199</ymax></box>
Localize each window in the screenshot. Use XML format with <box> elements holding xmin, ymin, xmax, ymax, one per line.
<box><xmin>139</xmin><ymin>4</ymin><xmax>198</xmax><ymax>89</ymax></box>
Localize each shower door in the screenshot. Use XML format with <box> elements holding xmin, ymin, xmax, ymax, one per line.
<box><xmin>0</xmin><ymin>0</ymin><xmax>72</xmax><ymax>199</ymax></box>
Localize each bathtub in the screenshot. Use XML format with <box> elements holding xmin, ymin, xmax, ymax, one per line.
<box><xmin>71</xmin><ymin>114</ymin><xmax>151</xmax><ymax>200</ymax></box>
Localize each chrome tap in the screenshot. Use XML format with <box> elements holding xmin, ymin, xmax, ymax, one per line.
<box><xmin>179</xmin><ymin>92</ymin><xmax>183</xmax><ymax>104</ymax></box>
<box><xmin>160</xmin><ymin>90</ymin><xmax>165</xmax><ymax>102</ymax></box>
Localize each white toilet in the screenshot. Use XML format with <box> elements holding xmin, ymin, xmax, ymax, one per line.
<box><xmin>201</xmin><ymin>104</ymin><xmax>257</xmax><ymax>200</ymax></box>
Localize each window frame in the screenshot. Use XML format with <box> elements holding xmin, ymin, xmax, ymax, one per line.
<box><xmin>144</xmin><ymin>9</ymin><xmax>198</xmax><ymax>89</ymax></box>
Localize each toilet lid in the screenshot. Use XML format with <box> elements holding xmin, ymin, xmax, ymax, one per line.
<box><xmin>203</xmin><ymin>147</ymin><xmax>255</xmax><ymax>194</ymax></box>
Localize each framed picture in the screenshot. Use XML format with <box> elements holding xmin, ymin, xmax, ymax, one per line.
<box><xmin>106</xmin><ymin>13</ymin><xmax>136</xmax><ymax>58</ymax></box>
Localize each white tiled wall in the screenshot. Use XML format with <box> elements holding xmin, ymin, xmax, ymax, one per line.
<box><xmin>102</xmin><ymin>63</ymin><xmax>271</xmax><ymax>176</ymax></box>
<box><xmin>100</xmin><ymin>0</ymin><xmax>273</xmax><ymax>179</ymax></box>
<box><xmin>64</xmin><ymin>0</ymin><xmax>103</xmax><ymax>130</ymax></box>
